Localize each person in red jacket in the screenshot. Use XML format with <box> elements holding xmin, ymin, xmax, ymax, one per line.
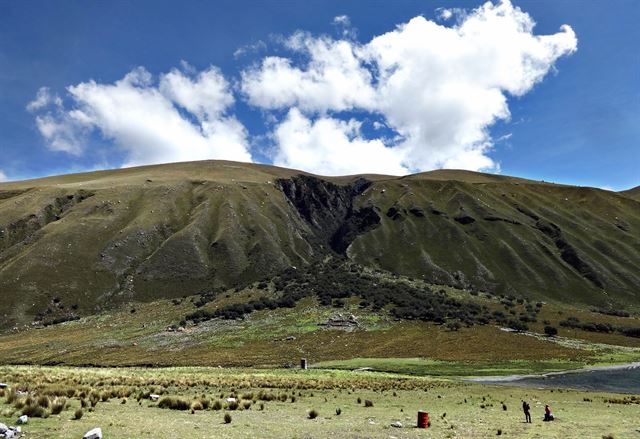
<box><xmin>543</xmin><ymin>404</ymin><xmax>554</xmax><ymax>421</ymax></box>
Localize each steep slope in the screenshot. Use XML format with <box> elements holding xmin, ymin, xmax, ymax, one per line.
<box><xmin>1</xmin><ymin>160</ymin><xmax>639</xmax><ymax>328</ymax></box>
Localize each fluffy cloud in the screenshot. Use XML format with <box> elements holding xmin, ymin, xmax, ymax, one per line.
<box><xmin>241</xmin><ymin>34</ymin><xmax>376</xmax><ymax>113</ymax></box>
<box><xmin>0</xmin><ymin>170</ymin><xmax>8</xmax><ymax>182</ymax></box>
<box><xmin>29</xmin><ymin>65</ymin><xmax>251</xmax><ymax>167</ymax></box>
<box><xmin>242</xmin><ymin>0</ymin><xmax>577</xmax><ymax>175</ymax></box>
<box><xmin>273</xmin><ymin>108</ymin><xmax>408</xmax><ymax>175</ymax></box>
<box><xmin>28</xmin><ymin>0</ymin><xmax>577</xmax><ymax>177</ymax></box>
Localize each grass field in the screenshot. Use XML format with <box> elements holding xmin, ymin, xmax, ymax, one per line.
<box><xmin>0</xmin><ymin>365</ymin><xmax>637</xmax><ymax>438</ymax></box>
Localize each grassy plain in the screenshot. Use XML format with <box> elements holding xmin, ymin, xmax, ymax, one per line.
<box><xmin>0</xmin><ymin>365</ymin><xmax>638</xmax><ymax>439</ymax></box>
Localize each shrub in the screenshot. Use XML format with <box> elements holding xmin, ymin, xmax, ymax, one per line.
<box><xmin>212</xmin><ymin>400</ymin><xmax>222</xmax><ymax>410</ymax></box>
<box><xmin>5</xmin><ymin>388</ymin><xmax>17</xmax><ymax>404</ymax></box>
<box><xmin>308</xmin><ymin>409</ymin><xmax>319</xmax><ymax>419</ymax></box>
<box><xmin>364</xmin><ymin>399</ymin><xmax>374</xmax><ymax>407</ymax></box>
<box><xmin>191</xmin><ymin>401</ymin><xmax>203</xmax><ymax>411</ymax></box>
<box><xmin>224</xmin><ymin>413</ymin><xmax>232</xmax><ymax>424</ymax></box>
<box><xmin>51</xmin><ymin>397</ymin><xmax>67</xmax><ymax>415</ymax></box>
<box><xmin>158</xmin><ymin>396</ymin><xmax>190</xmax><ymax>410</ymax></box>
<box><xmin>226</xmin><ymin>400</ymin><xmax>239</xmax><ymax>410</ymax></box>
<box><xmin>242</xmin><ymin>401</ymin><xmax>251</xmax><ymax>410</ymax></box>
<box><xmin>544</xmin><ymin>325</ymin><xmax>558</xmax><ymax>336</ymax></box>
<box><xmin>357</xmin><ymin>397</ymin><xmax>362</xmax><ymax>404</ymax></box>
<box><xmin>335</xmin><ymin>407</ymin><xmax>341</xmax><ymax>415</ymax></box>
<box><xmin>74</xmin><ymin>408</ymin><xmax>83</xmax><ymax>420</ymax></box>
<box><xmin>37</xmin><ymin>395</ymin><xmax>50</xmax><ymax>408</ymax></box>
<box><xmin>22</xmin><ymin>404</ymin><xmax>47</xmax><ymax>418</ymax></box>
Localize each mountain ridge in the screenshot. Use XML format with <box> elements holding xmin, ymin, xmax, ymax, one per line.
<box><xmin>1</xmin><ymin>160</ymin><xmax>639</xmax><ymax>328</ymax></box>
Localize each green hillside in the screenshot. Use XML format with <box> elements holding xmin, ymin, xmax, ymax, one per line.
<box><xmin>1</xmin><ymin>160</ymin><xmax>639</xmax><ymax>329</ymax></box>
<box><xmin>621</xmin><ymin>185</ymin><xmax>640</xmax><ymax>201</ymax></box>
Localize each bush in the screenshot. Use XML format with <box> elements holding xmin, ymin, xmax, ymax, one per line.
<box><xmin>212</xmin><ymin>400</ymin><xmax>222</xmax><ymax>410</ymax></box>
<box><xmin>544</xmin><ymin>325</ymin><xmax>558</xmax><ymax>336</ymax></box>
<box><xmin>51</xmin><ymin>397</ymin><xmax>67</xmax><ymax>415</ymax></box>
<box><xmin>308</xmin><ymin>409</ymin><xmax>319</xmax><ymax>419</ymax></box>
<box><xmin>226</xmin><ymin>400</ymin><xmax>239</xmax><ymax>410</ymax></box>
<box><xmin>364</xmin><ymin>399</ymin><xmax>374</xmax><ymax>407</ymax></box>
<box><xmin>158</xmin><ymin>396</ymin><xmax>191</xmax><ymax>410</ymax></box>
<box><xmin>224</xmin><ymin>413</ymin><xmax>232</xmax><ymax>424</ymax></box>
<box><xmin>336</xmin><ymin>407</ymin><xmax>342</xmax><ymax>415</ymax></box>
<box><xmin>74</xmin><ymin>408</ymin><xmax>83</xmax><ymax>420</ymax></box>
<box><xmin>37</xmin><ymin>395</ymin><xmax>50</xmax><ymax>408</ymax></box>
<box><xmin>22</xmin><ymin>404</ymin><xmax>47</xmax><ymax>418</ymax></box>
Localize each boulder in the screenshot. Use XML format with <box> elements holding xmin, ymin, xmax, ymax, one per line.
<box><xmin>0</xmin><ymin>383</ymin><xmax>7</xmax><ymax>389</ymax></box>
<box><xmin>3</xmin><ymin>429</ymin><xmax>15</xmax><ymax>438</ymax></box>
<box><xmin>83</xmin><ymin>427</ymin><xmax>102</xmax><ymax>439</ymax></box>
<box><xmin>391</xmin><ymin>421</ymin><xmax>403</xmax><ymax>428</ymax></box>
<box><xmin>0</xmin><ymin>424</ymin><xmax>7</xmax><ymax>434</ymax></box>
<box><xmin>149</xmin><ymin>394</ymin><xmax>160</xmax><ymax>401</ymax></box>
<box><xmin>16</xmin><ymin>415</ymin><xmax>28</xmax><ymax>425</ymax></box>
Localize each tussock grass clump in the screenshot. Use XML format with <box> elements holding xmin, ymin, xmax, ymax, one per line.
<box><xmin>364</xmin><ymin>399</ymin><xmax>374</xmax><ymax>407</ymax></box>
<box><xmin>158</xmin><ymin>396</ymin><xmax>190</xmax><ymax>410</ymax></box>
<box><xmin>73</xmin><ymin>408</ymin><xmax>83</xmax><ymax>420</ymax></box>
<box><xmin>212</xmin><ymin>400</ymin><xmax>222</xmax><ymax>410</ymax></box>
<box><xmin>5</xmin><ymin>388</ymin><xmax>17</xmax><ymax>404</ymax></box>
<box><xmin>21</xmin><ymin>403</ymin><xmax>47</xmax><ymax>418</ymax></box>
<box><xmin>357</xmin><ymin>397</ymin><xmax>362</xmax><ymax>404</ymax></box>
<box><xmin>191</xmin><ymin>400</ymin><xmax>203</xmax><ymax>411</ymax></box>
<box><xmin>226</xmin><ymin>400</ymin><xmax>239</xmax><ymax>410</ymax></box>
<box><xmin>335</xmin><ymin>408</ymin><xmax>341</xmax><ymax>415</ymax></box>
<box><xmin>51</xmin><ymin>397</ymin><xmax>67</xmax><ymax>415</ymax></box>
<box><xmin>37</xmin><ymin>394</ymin><xmax>50</xmax><ymax>408</ymax></box>
<box><xmin>242</xmin><ymin>401</ymin><xmax>251</xmax><ymax>410</ymax></box>
<box><xmin>224</xmin><ymin>413</ymin><xmax>232</xmax><ymax>424</ymax></box>
<box><xmin>602</xmin><ymin>435</ymin><xmax>615</xmax><ymax>439</ymax></box>
<box><xmin>497</xmin><ymin>428</ymin><xmax>502</xmax><ymax>435</ymax></box>
<box><xmin>308</xmin><ymin>409</ymin><xmax>319</xmax><ymax>419</ymax></box>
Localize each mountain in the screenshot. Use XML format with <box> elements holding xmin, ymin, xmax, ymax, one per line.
<box><xmin>1</xmin><ymin>160</ymin><xmax>639</xmax><ymax>328</ymax></box>
<box><xmin>621</xmin><ymin>186</ymin><xmax>640</xmax><ymax>201</ymax></box>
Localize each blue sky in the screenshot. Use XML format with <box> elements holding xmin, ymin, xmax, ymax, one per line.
<box><xmin>0</xmin><ymin>0</ymin><xmax>638</xmax><ymax>190</ymax></box>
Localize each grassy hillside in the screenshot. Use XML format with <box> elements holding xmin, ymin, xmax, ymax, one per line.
<box><xmin>621</xmin><ymin>185</ymin><xmax>640</xmax><ymax>201</ymax></box>
<box><xmin>1</xmin><ymin>160</ymin><xmax>639</xmax><ymax>329</ymax></box>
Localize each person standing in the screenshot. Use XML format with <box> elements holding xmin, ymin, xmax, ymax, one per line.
<box><xmin>522</xmin><ymin>400</ymin><xmax>531</xmax><ymax>423</ymax></box>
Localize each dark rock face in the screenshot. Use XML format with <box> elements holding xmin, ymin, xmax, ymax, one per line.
<box><xmin>276</xmin><ymin>175</ymin><xmax>378</xmax><ymax>254</ymax></box>
<box><xmin>534</xmin><ymin>219</ymin><xmax>603</xmax><ymax>288</ymax></box>
<box><xmin>454</xmin><ymin>214</ymin><xmax>476</xmax><ymax>225</ymax></box>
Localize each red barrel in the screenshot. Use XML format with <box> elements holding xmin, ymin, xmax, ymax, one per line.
<box><xmin>417</xmin><ymin>411</ymin><xmax>429</xmax><ymax>428</ymax></box>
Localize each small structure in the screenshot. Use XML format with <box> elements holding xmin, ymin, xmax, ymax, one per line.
<box><xmin>417</xmin><ymin>411</ymin><xmax>429</xmax><ymax>429</ymax></box>
<box><xmin>300</xmin><ymin>358</ymin><xmax>308</xmax><ymax>370</ymax></box>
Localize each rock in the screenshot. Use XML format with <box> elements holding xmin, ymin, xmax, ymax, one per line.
<box><xmin>391</xmin><ymin>421</ymin><xmax>403</xmax><ymax>428</ymax></box>
<box><xmin>0</xmin><ymin>423</ymin><xmax>7</xmax><ymax>434</ymax></box>
<box><xmin>0</xmin><ymin>383</ymin><xmax>7</xmax><ymax>389</ymax></box>
<box><xmin>149</xmin><ymin>394</ymin><xmax>160</xmax><ymax>401</ymax></box>
<box><xmin>16</xmin><ymin>415</ymin><xmax>28</xmax><ymax>424</ymax></box>
<box><xmin>226</xmin><ymin>397</ymin><xmax>237</xmax><ymax>403</ymax></box>
<box><xmin>83</xmin><ymin>427</ymin><xmax>102</xmax><ymax>439</ymax></box>
<box><xmin>13</xmin><ymin>427</ymin><xmax>21</xmax><ymax>433</ymax></box>
<box><xmin>3</xmin><ymin>429</ymin><xmax>15</xmax><ymax>438</ymax></box>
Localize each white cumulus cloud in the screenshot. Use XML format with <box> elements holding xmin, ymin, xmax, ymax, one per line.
<box><xmin>242</xmin><ymin>0</ymin><xmax>577</xmax><ymax>175</ymax></box>
<box><xmin>0</xmin><ymin>170</ymin><xmax>8</xmax><ymax>182</ymax></box>
<box><xmin>29</xmin><ymin>65</ymin><xmax>252</xmax><ymax>167</ymax></box>
<box><xmin>273</xmin><ymin>108</ymin><xmax>408</xmax><ymax>176</ymax></box>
